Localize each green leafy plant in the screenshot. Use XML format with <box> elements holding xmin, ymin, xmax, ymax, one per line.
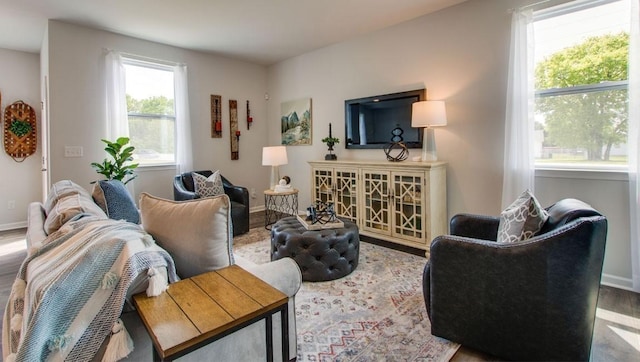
<box><xmin>321</xmin><ymin>136</ymin><xmax>340</xmax><ymax>145</ymax></box>
<box><xmin>9</xmin><ymin>119</ymin><xmax>32</xmax><ymax>137</ymax></box>
<box><xmin>91</xmin><ymin>137</ymin><xmax>139</xmax><ymax>184</ymax></box>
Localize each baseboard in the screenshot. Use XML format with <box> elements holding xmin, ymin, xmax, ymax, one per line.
<box><xmin>601</xmin><ymin>273</ymin><xmax>636</xmax><ymax>292</ymax></box>
<box><xmin>250</xmin><ymin>205</ymin><xmax>264</xmax><ymax>213</ymax></box>
<box><xmin>0</xmin><ymin>221</ymin><xmax>27</xmax><ymax>232</ymax></box>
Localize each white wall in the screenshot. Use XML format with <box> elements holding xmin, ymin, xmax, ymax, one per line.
<box><xmin>44</xmin><ymin>20</ymin><xmax>271</xmax><ymax>207</ymax></box>
<box><xmin>0</xmin><ymin>48</ymin><xmax>41</xmax><ymax>230</ymax></box>
<box><xmin>266</xmin><ymin>0</ymin><xmax>634</xmax><ymax>289</ymax></box>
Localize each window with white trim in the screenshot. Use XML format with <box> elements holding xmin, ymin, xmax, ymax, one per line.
<box><xmin>533</xmin><ymin>0</ymin><xmax>630</xmax><ymax>170</ymax></box>
<box><xmin>123</xmin><ymin>59</ymin><xmax>176</xmax><ymax>165</ymax></box>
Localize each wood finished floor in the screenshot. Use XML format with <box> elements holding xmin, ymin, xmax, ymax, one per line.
<box><xmin>1</xmin><ymin>215</ymin><xmax>639</xmax><ymax>361</ymax></box>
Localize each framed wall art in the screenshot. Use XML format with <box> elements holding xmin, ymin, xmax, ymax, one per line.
<box><xmin>281</xmin><ymin>98</ymin><xmax>312</xmax><ymax>145</ymax></box>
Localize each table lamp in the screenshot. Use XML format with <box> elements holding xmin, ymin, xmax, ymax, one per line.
<box><xmin>411</xmin><ymin>100</ymin><xmax>447</xmax><ymax>161</ymax></box>
<box><xmin>262</xmin><ymin>146</ymin><xmax>288</xmax><ymax>190</ymax></box>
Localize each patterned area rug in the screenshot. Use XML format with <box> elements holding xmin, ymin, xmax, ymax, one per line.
<box><xmin>234</xmin><ymin>228</ymin><xmax>460</xmax><ymax>361</ymax></box>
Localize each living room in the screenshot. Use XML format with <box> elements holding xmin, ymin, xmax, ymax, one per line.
<box><xmin>0</xmin><ymin>0</ymin><xmax>638</xmax><ymax>360</ymax></box>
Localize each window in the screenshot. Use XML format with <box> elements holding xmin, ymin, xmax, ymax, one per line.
<box><xmin>123</xmin><ymin>59</ymin><xmax>176</xmax><ymax>165</ymax></box>
<box><xmin>533</xmin><ymin>0</ymin><xmax>630</xmax><ymax>170</ymax></box>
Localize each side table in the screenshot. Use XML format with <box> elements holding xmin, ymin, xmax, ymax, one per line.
<box><xmin>264</xmin><ymin>188</ymin><xmax>299</xmax><ymax>230</ymax></box>
<box><xmin>133</xmin><ymin>265</ymin><xmax>289</xmax><ymax>361</ymax></box>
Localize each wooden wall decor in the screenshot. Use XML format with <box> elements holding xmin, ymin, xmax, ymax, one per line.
<box><xmin>3</xmin><ymin>100</ymin><xmax>37</xmax><ymax>162</ymax></box>
<box><xmin>229</xmin><ymin>100</ymin><xmax>240</xmax><ymax>160</ymax></box>
<box><xmin>210</xmin><ymin>94</ymin><xmax>222</xmax><ymax>138</ymax></box>
<box><xmin>246</xmin><ymin>100</ymin><xmax>253</xmax><ymax>130</ymax></box>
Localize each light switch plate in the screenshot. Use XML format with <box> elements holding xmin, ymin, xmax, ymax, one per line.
<box><xmin>64</xmin><ymin>146</ymin><xmax>83</xmax><ymax>157</ymax></box>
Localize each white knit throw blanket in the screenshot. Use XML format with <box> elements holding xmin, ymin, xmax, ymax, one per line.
<box><xmin>2</xmin><ymin>216</ymin><xmax>178</xmax><ymax>361</ymax></box>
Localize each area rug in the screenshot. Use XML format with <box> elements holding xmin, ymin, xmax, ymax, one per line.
<box><xmin>234</xmin><ymin>228</ymin><xmax>460</xmax><ymax>361</ymax></box>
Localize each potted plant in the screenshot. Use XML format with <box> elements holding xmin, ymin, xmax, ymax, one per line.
<box><xmin>91</xmin><ymin>137</ymin><xmax>139</xmax><ymax>184</ymax></box>
<box><xmin>322</xmin><ymin>136</ymin><xmax>339</xmax><ymax>160</ymax></box>
<box><xmin>322</xmin><ymin>123</ymin><xmax>339</xmax><ymax>160</ymax></box>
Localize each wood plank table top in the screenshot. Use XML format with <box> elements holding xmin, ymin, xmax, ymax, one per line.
<box><xmin>133</xmin><ymin>264</ymin><xmax>288</xmax><ymax>361</ymax></box>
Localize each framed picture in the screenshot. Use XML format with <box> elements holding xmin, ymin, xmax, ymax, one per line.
<box><xmin>281</xmin><ymin>98</ymin><xmax>312</xmax><ymax>145</ymax></box>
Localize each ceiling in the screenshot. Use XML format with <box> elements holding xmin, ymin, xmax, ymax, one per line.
<box><xmin>0</xmin><ymin>0</ymin><xmax>467</xmax><ymax>65</ymax></box>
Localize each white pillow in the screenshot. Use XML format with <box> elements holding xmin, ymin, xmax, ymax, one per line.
<box><xmin>193</xmin><ymin>171</ymin><xmax>225</xmax><ymax>198</ymax></box>
<box><xmin>497</xmin><ymin>189</ymin><xmax>549</xmax><ymax>243</ymax></box>
<box><xmin>139</xmin><ymin>192</ymin><xmax>233</xmax><ymax>278</ymax></box>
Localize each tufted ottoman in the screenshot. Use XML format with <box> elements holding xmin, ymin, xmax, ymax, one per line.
<box><xmin>270</xmin><ymin>216</ymin><xmax>360</xmax><ymax>282</ymax></box>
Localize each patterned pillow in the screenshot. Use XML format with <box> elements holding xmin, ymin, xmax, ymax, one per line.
<box><xmin>139</xmin><ymin>192</ymin><xmax>233</xmax><ymax>278</ymax></box>
<box><xmin>497</xmin><ymin>189</ymin><xmax>549</xmax><ymax>243</ymax></box>
<box><xmin>92</xmin><ymin>180</ymin><xmax>140</xmax><ymax>224</ymax></box>
<box><xmin>193</xmin><ymin>171</ymin><xmax>225</xmax><ymax>198</ymax></box>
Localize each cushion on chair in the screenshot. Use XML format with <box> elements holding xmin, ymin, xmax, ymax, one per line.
<box><xmin>139</xmin><ymin>192</ymin><xmax>233</xmax><ymax>278</ymax></box>
<box><xmin>497</xmin><ymin>189</ymin><xmax>548</xmax><ymax>243</ymax></box>
<box><xmin>92</xmin><ymin>180</ymin><xmax>140</xmax><ymax>224</ymax></box>
<box><xmin>193</xmin><ymin>170</ymin><xmax>225</xmax><ymax>197</ymax></box>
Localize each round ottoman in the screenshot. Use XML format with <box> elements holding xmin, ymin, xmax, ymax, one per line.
<box><xmin>270</xmin><ymin>216</ymin><xmax>360</xmax><ymax>282</ymax></box>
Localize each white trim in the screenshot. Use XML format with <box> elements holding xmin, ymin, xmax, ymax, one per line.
<box><xmin>601</xmin><ymin>273</ymin><xmax>636</xmax><ymax>291</ymax></box>
<box><xmin>535</xmin><ymin>168</ymin><xmax>628</xmax><ymax>181</ymax></box>
<box><xmin>0</xmin><ymin>221</ymin><xmax>28</xmax><ymax>232</ymax></box>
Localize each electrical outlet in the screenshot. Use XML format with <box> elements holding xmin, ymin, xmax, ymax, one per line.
<box><xmin>8</xmin><ymin>200</ymin><xmax>15</xmax><ymax>210</ymax></box>
<box><xmin>64</xmin><ymin>146</ymin><xmax>83</xmax><ymax>157</ymax></box>
<box><xmin>251</xmin><ymin>188</ymin><xmax>256</xmax><ymax>199</ymax></box>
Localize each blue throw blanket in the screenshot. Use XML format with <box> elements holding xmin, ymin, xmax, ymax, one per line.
<box><xmin>2</xmin><ymin>216</ymin><xmax>178</xmax><ymax>361</ymax></box>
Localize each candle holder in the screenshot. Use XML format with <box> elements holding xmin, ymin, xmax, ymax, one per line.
<box><xmin>322</xmin><ymin>123</ymin><xmax>339</xmax><ymax>160</ymax></box>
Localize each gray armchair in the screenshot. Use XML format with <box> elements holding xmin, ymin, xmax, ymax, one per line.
<box><xmin>173</xmin><ymin>170</ymin><xmax>250</xmax><ymax>236</ymax></box>
<box><xmin>423</xmin><ymin>198</ymin><xmax>607</xmax><ymax>361</ymax></box>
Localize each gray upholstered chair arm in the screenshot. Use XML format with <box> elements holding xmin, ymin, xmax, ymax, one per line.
<box><xmin>449</xmin><ymin>213</ymin><xmax>500</xmax><ymax>240</ymax></box>
<box><xmin>234</xmin><ymin>255</ymin><xmax>302</xmax><ymax>297</ymax></box>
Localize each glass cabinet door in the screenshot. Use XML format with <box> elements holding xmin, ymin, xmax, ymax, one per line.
<box><xmin>334</xmin><ymin>169</ymin><xmax>358</xmax><ymax>222</ymax></box>
<box><xmin>313</xmin><ymin>168</ymin><xmax>334</xmax><ymax>205</ymax></box>
<box><xmin>392</xmin><ymin>172</ymin><xmax>425</xmax><ymax>244</ymax></box>
<box><xmin>361</xmin><ymin>170</ymin><xmax>391</xmax><ymax>235</ymax></box>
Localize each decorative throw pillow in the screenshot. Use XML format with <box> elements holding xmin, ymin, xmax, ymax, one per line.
<box><xmin>193</xmin><ymin>171</ymin><xmax>225</xmax><ymax>198</ymax></box>
<box><xmin>497</xmin><ymin>189</ymin><xmax>549</xmax><ymax>243</ymax></box>
<box><xmin>44</xmin><ymin>179</ymin><xmax>92</xmax><ymax>215</ymax></box>
<box><xmin>44</xmin><ymin>193</ymin><xmax>108</xmax><ymax>235</ymax></box>
<box><xmin>139</xmin><ymin>192</ymin><xmax>233</xmax><ymax>278</ymax></box>
<box><xmin>92</xmin><ymin>180</ymin><xmax>140</xmax><ymax>224</ymax></box>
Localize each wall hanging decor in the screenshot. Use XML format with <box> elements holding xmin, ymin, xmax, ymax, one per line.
<box><xmin>210</xmin><ymin>94</ymin><xmax>222</xmax><ymax>138</ymax></box>
<box><xmin>246</xmin><ymin>100</ymin><xmax>253</xmax><ymax>130</ymax></box>
<box><xmin>229</xmin><ymin>99</ymin><xmax>239</xmax><ymax>160</ymax></box>
<box><xmin>281</xmin><ymin>98</ymin><xmax>312</xmax><ymax>146</ymax></box>
<box><xmin>3</xmin><ymin>100</ymin><xmax>37</xmax><ymax>162</ymax></box>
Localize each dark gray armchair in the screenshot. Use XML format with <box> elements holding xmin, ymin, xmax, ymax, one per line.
<box><xmin>173</xmin><ymin>170</ymin><xmax>250</xmax><ymax>236</ymax></box>
<box><xmin>423</xmin><ymin>198</ymin><xmax>607</xmax><ymax>361</ymax></box>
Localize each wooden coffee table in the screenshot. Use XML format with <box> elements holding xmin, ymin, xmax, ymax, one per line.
<box><xmin>133</xmin><ymin>265</ymin><xmax>289</xmax><ymax>361</ymax></box>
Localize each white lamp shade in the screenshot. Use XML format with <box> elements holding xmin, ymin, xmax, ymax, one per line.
<box><xmin>411</xmin><ymin>101</ymin><xmax>448</xmax><ymax>128</ymax></box>
<box><xmin>262</xmin><ymin>146</ymin><xmax>288</xmax><ymax>166</ymax></box>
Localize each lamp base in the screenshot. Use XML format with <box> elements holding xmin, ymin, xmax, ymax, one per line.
<box><xmin>270</xmin><ymin>165</ymin><xmax>280</xmax><ymax>190</ymax></box>
<box><xmin>421</xmin><ymin>127</ymin><xmax>438</xmax><ymax>162</ymax></box>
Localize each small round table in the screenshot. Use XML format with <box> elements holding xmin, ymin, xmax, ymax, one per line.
<box><xmin>264</xmin><ymin>188</ymin><xmax>299</xmax><ymax>230</ymax></box>
<box><xmin>270</xmin><ymin>216</ymin><xmax>360</xmax><ymax>282</ymax></box>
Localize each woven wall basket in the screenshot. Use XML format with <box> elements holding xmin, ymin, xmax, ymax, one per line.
<box><xmin>3</xmin><ymin>100</ymin><xmax>37</xmax><ymax>162</ymax></box>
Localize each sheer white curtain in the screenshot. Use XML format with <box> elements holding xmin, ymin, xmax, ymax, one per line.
<box><xmin>628</xmin><ymin>0</ymin><xmax>640</xmax><ymax>292</ymax></box>
<box><xmin>174</xmin><ymin>64</ymin><xmax>193</xmax><ymax>173</ymax></box>
<box><xmin>502</xmin><ymin>9</ymin><xmax>535</xmax><ymax>208</ymax></box>
<box><xmin>104</xmin><ymin>50</ymin><xmax>129</xmax><ymax>140</ymax></box>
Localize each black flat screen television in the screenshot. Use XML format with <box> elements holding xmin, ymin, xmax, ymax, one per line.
<box><xmin>344</xmin><ymin>89</ymin><xmax>425</xmax><ymax>149</ymax></box>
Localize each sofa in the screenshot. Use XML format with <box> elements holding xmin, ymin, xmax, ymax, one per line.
<box><xmin>3</xmin><ymin>180</ymin><xmax>301</xmax><ymax>361</ymax></box>
<box><xmin>174</xmin><ymin>170</ymin><xmax>250</xmax><ymax>236</ymax></box>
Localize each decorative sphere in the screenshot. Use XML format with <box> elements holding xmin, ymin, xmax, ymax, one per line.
<box><xmin>281</xmin><ymin>175</ymin><xmax>291</xmax><ymax>184</ymax></box>
<box><xmin>384</xmin><ymin>142</ymin><xmax>409</xmax><ymax>162</ymax></box>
